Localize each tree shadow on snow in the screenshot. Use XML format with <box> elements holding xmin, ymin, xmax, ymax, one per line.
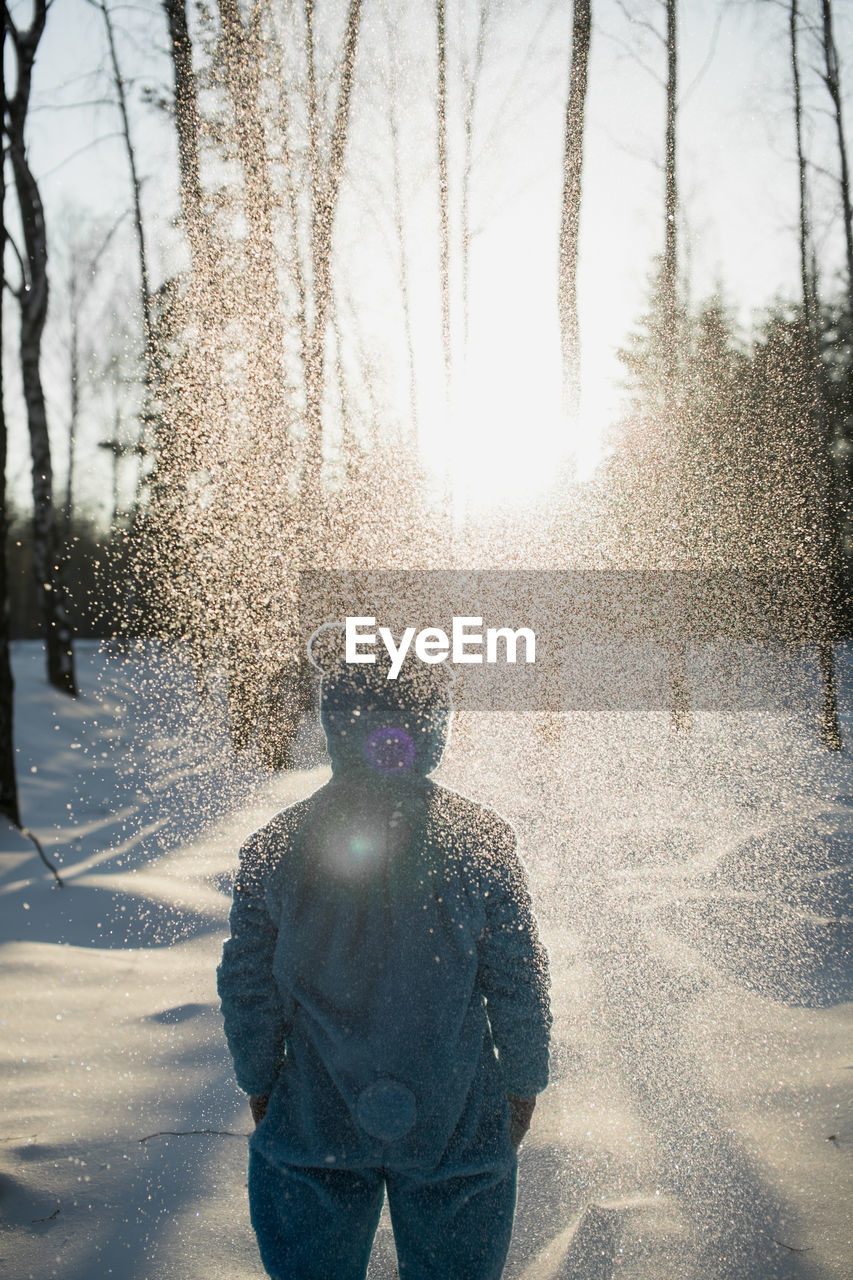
<box><xmin>0</xmin><ymin>879</ymin><xmax>224</xmax><ymax>949</ymax></box>
<box><xmin>1</xmin><ymin>1005</ymin><xmax>267</xmax><ymax>1280</ymax></box>
<box><xmin>659</xmin><ymin>818</ymin><xmax>853</xmax><ymax>1008</ymax></box>
<box><xmin>583</xmin><ymin>902</ymin><xmax>818</xmax><ymax>1280</ymax></box>
<box><xmin>18</xmin><ymin>642</ymin><xmax>329</xmax><ymax>890</ymax></box>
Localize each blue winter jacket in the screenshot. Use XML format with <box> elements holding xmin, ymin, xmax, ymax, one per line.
<box><xmin>217</xmin><ymin>660</ymin><xmax>551</xmax><ymax>1174</ymax></box>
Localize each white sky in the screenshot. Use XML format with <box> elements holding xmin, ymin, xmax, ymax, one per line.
<box><xmin>5</xmin><ymin>0</ymin><xmax>853</xmax><ymax>519</ymax></box>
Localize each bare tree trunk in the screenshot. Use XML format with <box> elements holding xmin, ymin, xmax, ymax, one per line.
<box><xmin>218</xmin><ymin>0</ymin><xmax>300</xmax><ymax>766</ymax></box>
<box><xmin>820</xmin><ymin>0</ymin><xmax>853</xmax><ymax>318</ymax></box>
<box><xmin>160</xmin><ymin>0</ymin><xmax>221</xmax><ymax>488</ymax></box>
<box><xmin>460</xmin><ymin>3</ymin><xmax>488</xmax><ymax>358</ymax></box>
<box><xmin>94</xmin><ymin>0</ymin><xmax>155</xmax><ymax>385</ymax></box>
<box><xmin>5</xmin><ymin>0</ymin><xmax>77</xmax><ymax>697</ymax></box>
<box><xmin>267</xmin><ymin>24</ymin><xmax>310</xmax><ymax>404</ymax></box>
<box><xmin>305</xmin><ymin>0</ymin><xmax>321</xmax><ymax>411</ymax></box>
<box><xmin>184</xmin><ymin>0</ymin><xmax>362</xmax><ymax>765</ymax></box>
<box><xmin>661</xmin><ymin>0</ymin><xmax>678</xmax><ymax>388</ymax></box>
<box><xmin>303</xmin><ymin>0</ymin><xmax>363</xmax><ymax>505</ymax></box>
<box><xmin>330</xmin><ymin>299</ymin><xmax>350</xmax><ymax>451</ymax></box>
<box><xmin>90</xmin><ymin>0</ymin><xmax>161</xmax><ymax>624</ymax></box>
<box><xmin>18</xmin><ymin>268</ymin><xmax>77</xmax><ymax>694</ymax></box>
<box><xmin>218</xmin><ymin>0</ymin><xmax>281</xmax><ymax>320</ymax></box>
<box><xmin>387</xmin><ymin>27</ymin><xmax>419</xmax><ymax>445</ymax></box>
<box><xmin>436</xmin><ymin>0</ymin><xmax>451</xmax><ymax>397</ymax></box>
<box><xmin>218</xmin><ymin>0</ymin><xmax>292</xmax><ymax>511</ymax></box>
<box><xmin>558</xmin><ymin>0</ymin><xmax>591</xmax><ymax>422</ymax></box>
<box><xmin>659</xmin><ymin>0</ymin><xmax>689</xmax><ymax>732</ymax></box>
<box><xmin>160</xmin><ymin>0</ymin><xmax>224</xmax><ymax>506</ymax></box>
<box><xmin>162</xmin><ymin>0</ymin><xmax>211</xmax><ymax>271</ymax></box>
<box><xmin>792</xmin><ymin>0</ymin><xmax>816</xmax><ymax>341</ymax></box>
<box><xmin>0</xmin><ymin>18</ymin><xmax>20</xmax><ymax>825</ymax></box>
<box><xmin>791</xmin><ymin>0</ymin><xmax>843</xmax><ymax>750</ymax></box>
<box><xmin>65</xmin><ymin>273</ymin><xmax>80</xmax><ymax>540</ymax></box>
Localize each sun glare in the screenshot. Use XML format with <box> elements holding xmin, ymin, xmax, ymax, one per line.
<box><xmin>419</xmin><ymin>336</ymin><xmax>610</xmax><ymax>512</ymax></box>
<box><xmin>416</xmin><ymin>297</ymin><xmax>595</xmax><ymax>513</ymax></box>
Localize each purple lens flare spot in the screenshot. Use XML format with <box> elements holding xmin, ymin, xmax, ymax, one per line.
<box><xmin>363</xmin><ymin>726</ymin><xmax>415</xmax><ymax>774</ymax></box>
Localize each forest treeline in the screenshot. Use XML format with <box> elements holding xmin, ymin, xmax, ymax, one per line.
<box><xmin>2</xmin><ymin>0</ymin><xmax>853</xmax><ymax>824</ymax></box>
<box><xmin>7</xmin><ymin>286</ymin><xmax>852</xmax><ymax>631</ymax></box>
<box><xmin>6</xmin><ymin>513</ymin><xmax>132</xmax><ymax>640</ymax></box>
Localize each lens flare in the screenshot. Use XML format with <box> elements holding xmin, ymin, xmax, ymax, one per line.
<box><xmin>363</xmin><ymin>726</ymin><xmax>416</xmax><ymax>774</ymax></box>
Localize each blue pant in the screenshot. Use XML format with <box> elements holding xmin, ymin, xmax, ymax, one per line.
<box><xmin>248</xmin><ymin>1149</ymin><xmax>518</xmax><ymax>1280</ymax></box>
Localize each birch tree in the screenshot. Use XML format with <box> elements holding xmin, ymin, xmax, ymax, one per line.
<box><xmin>558</xmin><ymin>0</ymin><xmax>591</xmax><ymax>420</ymax></box>
<box><xmin>386</xmin><ymin>19</ymin><xmax>419</xmax><ymax>442</ymax></box>
<box><xmin>436</xmin><ymin>0</ymin><xmax>451</xmax><ymax>396</ymax></box>
<box><xmin>0</xmin><ymin>15</ymin><xmax>19</xmax><ymax>825</ymax></box>
<box><xmin>819</xmin><ymin>0</ymin><xmax>853</xmax><ymax>318</ymax></box>
<box><xmin>154</xmin><ymin>0</ymin><xmax>367</xmax><ymax>765</ymax></box>
<box><xmin>661</xmin><ymin>0</ymin><xmax>678</xmax><ymax>388</ymax></box>
<box><xmin>790</xmin><ymin>0</ymin><xmax>843</xmax><ymax>749</ymax></box>
<box><xmin>301</xmin><ymin>0</ymin><xmax>363</xmax><ymax>504</ymax></box>
<box><xmin>163</xmin><ymin>0</ymin><xmax>211</xmax><ymax>272</ymax></box>
<box><xmin>4</xmin><ymin>0</ymin><xmax>77</xmax><ymax>696</ymax></box>
<box><xmin>459</xmin><ymin>1</ymin><xmax>489</xmax><ymax>357</ymax></box>
<box><xmin>58</xmin><ymin>212</ymin><xmax>123</xmax><ymax>537</ymax></box>
<box><xmin>88</xmin><ymin>0</ymin><xmax>155</xmax><ymax>392</ymax></box>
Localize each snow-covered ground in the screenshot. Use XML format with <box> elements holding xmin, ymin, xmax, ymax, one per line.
<box><xmin>1</xmin><ymin>640</ymin><xmax>851</xmax><ymax>1279</ymax></box>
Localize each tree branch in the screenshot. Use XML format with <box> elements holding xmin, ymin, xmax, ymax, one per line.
<box><xmin>10</xmin><ymin>821</ymin><xmax>64</xmax><ymax>886</ymax></box>
<box><xmin>138</xmin><ymin>1128</ymin><xmax>249</xmax><ymax>1142</ymax></box>
<box><xmin>613</xmin><ymin>0</ymin><xmax>666</xmax><ymax>47</ymax></box>
<box><xmin>4</xmin><ymin>230</ymin><xmax>28</xmax><ymax>291</ymax></box>
<box><xmin>680</xmin><ymin>6</ymin><xmax>724</xmax><ymax>107</ymax></box>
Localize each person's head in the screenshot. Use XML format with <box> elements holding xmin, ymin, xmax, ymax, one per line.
<box><xmin>307</xmin><ymin>622</ymin><xmax>453</xmax><ymax>777</ymax></box>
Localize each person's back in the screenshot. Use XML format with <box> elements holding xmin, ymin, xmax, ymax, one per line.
<box><xmin>217</xmin><ymin>625</ymin><xmax>551</xmax><ymax>1279</ymax></box>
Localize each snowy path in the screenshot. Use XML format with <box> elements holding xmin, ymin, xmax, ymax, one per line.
<box><xmin>1</xmin><ymin>643</ymin><xmax>851</xmax><ymax>1279</ymax></box>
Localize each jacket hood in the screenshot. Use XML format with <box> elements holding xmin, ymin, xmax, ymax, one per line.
<box><xmin>308</xmin><ymin>623</ymin><xmax>453</xmax><ymax>778</ymax></box>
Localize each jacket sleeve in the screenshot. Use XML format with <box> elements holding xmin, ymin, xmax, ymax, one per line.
<box><xmin>477</xmin><ymin>825</ymin><xmax>552</xmax><ymax>1097</ymax></box>
<box><xmin>216</xmin><ymin>832</ymin><xmax>293</xmax><ymax>1096</ymax></box>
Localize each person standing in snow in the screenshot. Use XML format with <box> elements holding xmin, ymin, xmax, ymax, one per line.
<box><xmin>217</xmin><ymin>622</ymin><xmax>551</xmax><ymax>1280</ymax></box>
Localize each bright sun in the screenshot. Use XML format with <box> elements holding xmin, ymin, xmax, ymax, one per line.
<box><xmin>409</xmin><ymin>193</ymin><xmax>618</xmax><ymax>513</ymax></box>
<box><xmin>419</xmin><ymin>311</ymin><xmax>609</xmax><ymax>513</ymax></box>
